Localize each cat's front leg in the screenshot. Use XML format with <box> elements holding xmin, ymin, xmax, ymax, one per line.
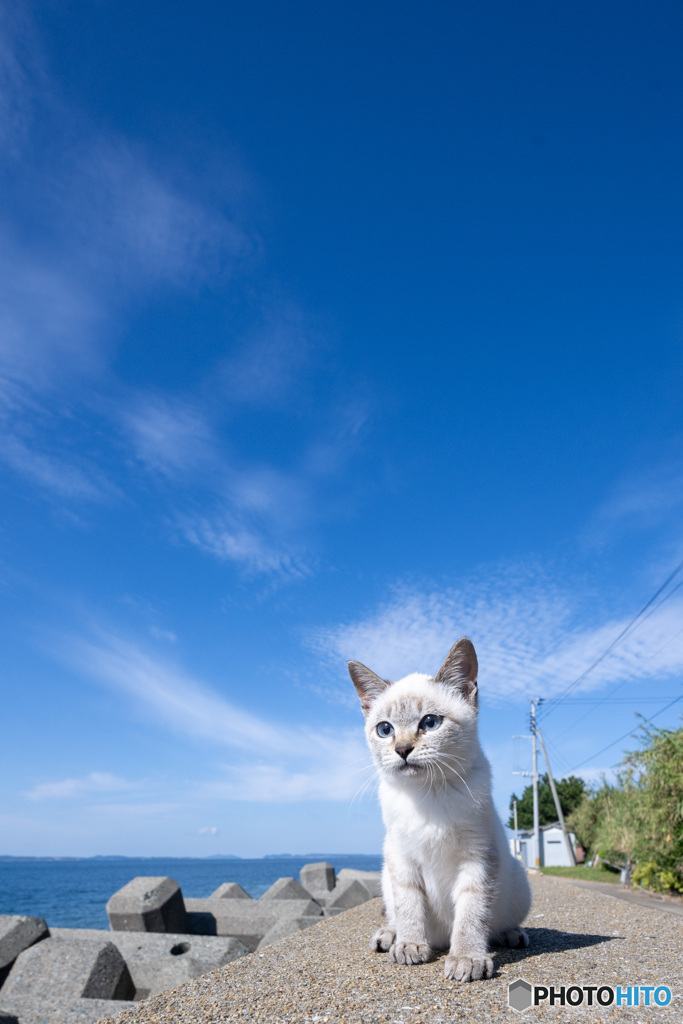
<box><xmin>444</xmin><ymin>862</ymin><xmax>494</xmax><ymax>982</ymax></box>
<box><xmin>386</xmin><ymin>856</ymin><xmax>434</xmax><ymax>965</ymax></box>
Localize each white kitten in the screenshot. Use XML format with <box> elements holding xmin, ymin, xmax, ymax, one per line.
<box><xmin>348</xmin><ymin>638</ymin><xmax>531</xmax><ymax>982</ymax></box>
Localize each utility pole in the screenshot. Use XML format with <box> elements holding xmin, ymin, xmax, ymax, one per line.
<box><xmin>531</xmin><ymin>698</ymin><xmax>540</xmax><ymax>869</ymax></box>
<box><xmin>536</xmin><ymin>722</ymin><xmax>576</xmax><ymax>866</ymax></box>
<box><xmin>513</xmin><ymin>798</ymin><xmax>520</xmax><ymax>859</ymax></box>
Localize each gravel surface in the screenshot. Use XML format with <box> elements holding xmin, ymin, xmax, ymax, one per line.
<box><xmin>540</xmin><ymin>876</ymin><xmax>683</xmax><ymax>918</ymax></box>
<box><xmin>99</xmin><ymin>873</ymin><xmax>682</xmax><ymax>1023</ymax></box>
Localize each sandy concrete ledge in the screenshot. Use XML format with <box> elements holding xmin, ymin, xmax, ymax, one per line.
<box><xmin>99</xmin><ymin>873</ymin><xmax>683</xmax><ymax>1023</ymax></box>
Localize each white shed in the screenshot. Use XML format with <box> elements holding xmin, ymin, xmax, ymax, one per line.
<box><xmin>511</xmin><ymin>822</ymin><xmax>576</xmax><ymax>868</ymax></box>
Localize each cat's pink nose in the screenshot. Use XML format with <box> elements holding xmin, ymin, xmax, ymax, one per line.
<box><xmin>395</xmin><ymin>744</ymin><xmax>414</xmax><ymax>761</ymax></box>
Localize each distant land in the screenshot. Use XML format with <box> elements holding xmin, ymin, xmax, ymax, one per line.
<box><xmin>0</xmin><ymin>854</ymin><xmax>242</xmax><ymax>862</ymax></box>
<box><xmin>0</xmin><ymin>853</ymin><xmax>378</xmax><ymax>862</ymax></box>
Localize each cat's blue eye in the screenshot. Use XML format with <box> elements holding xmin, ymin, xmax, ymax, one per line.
<box><xmin>419</xmin><ymin>714</ymin><xmax>443</xmax><ymax>731</ymax></box>
<box><xmin>376</xmin><ymin>721</ymin><xmax>394</xmax><ymax>738</ymax></box>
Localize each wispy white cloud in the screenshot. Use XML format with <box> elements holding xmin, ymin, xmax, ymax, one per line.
<box><xmin>0</xmin><ymin>0</ymin><xmax>43</xmax><ymax>154</ymax></box>
<box><xmin>65</xmin><ymin>630</ymin><xmax>288</xmax><ymax>752</ymax></box>
<box><xmin>0</xmin><ymin>433</ymin><xmax>119</xmax><ymax>502</ymax></box>
<box><xmin>217</xmin><ymin>304</ymin><xmax>314</xmax><ymax>407</ymax></box>
<box><xmin>149</xmin><ymin>625</ymin><xmax>178</xmax><ymax>644</ymax></box>
<box><xmin>585</xmin><ymin>445</ymin><xmax>683</xmax><ymax>548</ymax></box>
<box><xmin>0</xmin><ymin>2</ymin><xmax>367</xmax><ymax>582</ymax></box>
<box><xmin>180</xmin><ymin>514</ymin><xmax>305</xmax><ymax>576</ymax></box>
<box><xmin>0</xmin><ymin>245</ymin><xmax>105</xmax><ymax>393</ymax></box>
<box><xmin>573</xmin><ymin>766</ymin><xmax>620</xmax><ymax>788</ymax></box>
<box><xmin>0</xmin><ymin>0</ymin><xmax>250</xmax><ymax>400</ymax></box>
<box><xmin>123</xmin><ymin>395</ymin><xmax>219</xmax><ymax>478</ymax></box>
<box><xmin>64</xmin><ymin>137</ymin><xmax>248</xmax><ymax>288</ymax></box>
<box><xmin>58</xmin><ymin>628</ymin><xmax>368</xmax><ymax>804</ymax></box>
<box><xmin>26</xmin><ymin>771</ymin><xmax>134</xmax><ymax>801</ymax></box>
<box><xmin>310</xmin><ymin>566</ymin><xmax>683</xmax><ymax>703</ymax></box>
<box><xmin>203</xmin><ymin>755</ymin><xmax>374</xmax><ymax>804</ymax></box>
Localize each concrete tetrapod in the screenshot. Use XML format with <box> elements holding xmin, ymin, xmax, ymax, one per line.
<box><xmin>0</xmin><ymin>916</ymin><xmax>48</xmax><ymax>987</ymax></box>
<box><xmin>106</xmin><ymin>878</ymin><xmax>186</xmax><ymax>934</ymax></box>
<box><xmin>0</xmin><ymin>936</ymin><xmax>136</xmax><ymax>1024</ymax></box>
<box><xmin>183</xmin><ymin>898</ymin><xmax>322</xmax><ymax>949</ymax></box>
<box><xmin>49</xmin><ymin>928</ymin><xmax>249</xmax><ymax>1000</ymax></box>
<box><xmin>259</xmin><ymin>877</ymin><xmax>313</xmax><ymax>901</ymax></box>
<box><xmin>299</xmin><ymin>862</ymin><xmax>335</xmax><ymax>894</ymax></box>
<box><xmin>335</xmin><ymin>869</ymin><xmax>382</xmax><ymax>899</ymax></box>
<box><xmin>209</xmin><ymin>883</ymin><xmax>251</xmax><ymax>900</ymax></box>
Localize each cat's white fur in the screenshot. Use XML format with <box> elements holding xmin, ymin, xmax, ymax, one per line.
<box><xmin>348</xmin><ymin>638</ymin><xmax>531</xmax><ymax>982</ymax></box>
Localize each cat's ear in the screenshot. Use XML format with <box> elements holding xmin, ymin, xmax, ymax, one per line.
<box><xmin>347</xmin><ymin>661</ymin><xmax>389</xmax><ymax>716</ymax></box>
<box><xmin>434</xmin><ymin>638</ymin><xmax>479</xmax><ymax>707</ymax></box>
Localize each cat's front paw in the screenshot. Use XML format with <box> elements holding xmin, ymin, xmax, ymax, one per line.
<box><xmin>444</xmin><ymin>954</ymin><xmax>494</xmax><ymax>982</ymax></box>
<box><xmin>370</xmin><ymin>928</ymin><xmax>396</xmax><ymax>952</ymax></box>
<box><xmin>499</xmin><ymin>927</ymin><xmax>529</xmax><ymax>949</ymax></box>
<box><xmin>390</xmin><ymin>941</ymin><xmax>434</xmax><ymax>965</ymax></box>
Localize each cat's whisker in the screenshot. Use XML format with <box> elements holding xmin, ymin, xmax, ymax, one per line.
<box><xmin>434</xmin><ymin>758</ymin><xmax>448</xmax><ymax>795</ymax></box>
<box><xmin>436</xmin><ymin>753</ymin><xmax>472</xmax><ymax>776</ymax></box>
<box><xmin>433</xmin><ymin>751</ymin><xmax>468</xmax><ymax>768</ymax></box>
<box><xmin>415</xmin><ymin>762</ymin><xmax>434</xmax><ymax>803</ymax></box>
<box><xmin>434</xmin><ymin>757</ymin><xmax>479</xmax><ymax>804</ymax></box>
<box><xmin>348</xmin><ymin>765</ymin><xmax>382</xmax><ymax>812</ymax></box>
<box><xmin>346</xmin><ymin>761</ymin><xmax>380</xmax><ymax>777</ymax></box>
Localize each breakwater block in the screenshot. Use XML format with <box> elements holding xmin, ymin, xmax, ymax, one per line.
<box><xmin>50</xmin><ymin>927</ymin><xmax>249</xmax><ymax>1001</ymax></box>
<box><xmin>183</xmin><ymin>898</ymin><xmax>322</xmax><ymax>949</ymax></box>
<box><xmin>0</xmin><ymin>936</ymin><xmax>135</xmax><ymax>1006</ymax></box>
<box><xmin>336</xmin><ymin>868</ymin><xmax>382</xmax><ymax>898</ymax></box>
<box><xmin>210</xmin><ymin>882</ymin><xmax>251</xmax><ymax>899</ymax></box>
<box><xmin>0</xmin><ymin>916</ymin><xmax>48</xmax><ymax>988</ymax></box>
<box><xmin>260</xmin><ymin>877</ymin><xmax>312</xmax><ymax>901</ymax></box>
<box><xmin>106</xmin><ymin>877</ymin><xmax>186</xmax><ymax>933</ymax></box>
<box><xmin>326</xmin><ymin>878</ymin><xmax>373</xmax><ymax>911</ymax></box>
<box><xmin>300</xmin><ymin>861</ymin><xmax>335</xmax><ymax>893</ymax></box>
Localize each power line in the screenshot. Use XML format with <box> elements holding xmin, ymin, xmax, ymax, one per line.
<box><xmin>539</xmin><ymin>560</ymin><xmax>683</xmax><ymax>722</ymax></box>
<box><xmin>539</xmin><ymin>696</ymin><xmax>681</xmax><ymax>704</ymax></box>
<box><xmin>543</xmin><ymin>728</ymin><xmax>574</xmax><ymax>775</ymax></box>
<box><xmin>565</xmin><ymin>694</ymin><xmax>683</xmax><ymax>774</ymax></box>
<box><xmin>550</xmin><ymin>617</ymin><xmax>683</xmax><ymax>741</ymax></box>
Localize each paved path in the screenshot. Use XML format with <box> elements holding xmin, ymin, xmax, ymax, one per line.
<box><xmin>100</xmin><ymin>872</ymin><xmax>682</xmax><ymax>1023</ymax></box>
<box><xmin>542</xmin><ymin>874</ymin><xmax>683</xmax><ymax>918</ymax></box>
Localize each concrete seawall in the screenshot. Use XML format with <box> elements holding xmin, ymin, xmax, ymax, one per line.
<box><xmin>0</xmin><ymin>863</ymin><xmax>382</xmax><ymax>1024</ymax></box>
<box><xmin>100</xmin><ymin>873</ymin><xmax>682</xmax><ymax>1024</ymax></box>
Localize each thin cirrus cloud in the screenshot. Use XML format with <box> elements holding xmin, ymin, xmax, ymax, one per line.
<box><xmin>180</xmin><ymin>513</ymin><xmax>306</xmax><ymax>577</ymax></box>
<box><xmin>310</xmin><ymin>567</ymin><xmax>683</xmax><ymax>702</ymax></box>
<box><xmin>0</xmin><ymin>3</ymin><xmax>368</xmax><ymax>584</ymax></box>
<box><xmin>216</xmin><ymin>305</ymin><xmax>316</xmax><ymax>408</ymax></box>
<box><xmin>57</xmin><ymin>628</ymin><xmax>368</xmax><ymax>804</ymax></box>
<box><xmin>61</xmin><ymin>136</ymin><xmax>249</xmax><ymax>289</ymax></box>
<box><xmin>202</xmin><ymin>756</ymin><xmax>372</xmax><ymax>804</ymax></box>
<box><xmin>26</xmin><ymin>772</ymin><xmax>134</xmax><ymax>801</ymax></box>
<box><xmin>123</xmin><ymin>395</ymin><xmax>220</xmax><ymax>479</ymax></box>
<box><xmin>0</xmin><ymin>5</ymin><xmax>252</xmax><ymax>500</ymax></box>
<box><xmin>585</xmin><ymin>452</ymin><xmax>683</xmax><ymax>547</ymax></box>
<box><xmin>63</xmin><ymin>630</ymin><xmax>289</xmax><ymax>753</ymax></box>
<box><xmin>122</xmin><ymin>401</ymin><xmax>309</xmax><ymax>574</ymax></box>
<box><xmin>0</xmin><ymin>0</ymin><xmax>43</xmax><ymax>153</ymax></box>
<box><xmin>0</xmin><ymin>434</ymin><xmax>120</xmax><ymax>503</ymax></box>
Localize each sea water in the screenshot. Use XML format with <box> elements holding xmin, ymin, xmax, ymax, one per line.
<box><xmin>0</xmin><ymin>855</ymin><xmax>382</xmax><ymax>929</ymax></box>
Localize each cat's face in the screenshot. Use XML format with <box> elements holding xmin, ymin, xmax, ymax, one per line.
<box><xmin>348</xmin><ymin>638</ymin><xmax>480</xmax><ymax>786</ymax></box>
<box><xmin>364</xmin><ymin>673</ymin><xmax>478</xmax><ymax>782</ymax></box>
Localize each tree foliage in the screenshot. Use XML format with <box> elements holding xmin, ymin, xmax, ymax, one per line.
<box><xmin>566</xmin><ymin>723</ymin><xmax>683</xmax><ymax>894</ymax></box>
<box><xmin>507</xmin><ymin>774</ymin><xmax>587</xmax><ymax>830</ymax></box>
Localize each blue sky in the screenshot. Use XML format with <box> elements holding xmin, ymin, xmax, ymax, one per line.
<box><xmin>2</xmin><ymin>0</ymin><xmax>683</xmax><ymax>857</ymax></box>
